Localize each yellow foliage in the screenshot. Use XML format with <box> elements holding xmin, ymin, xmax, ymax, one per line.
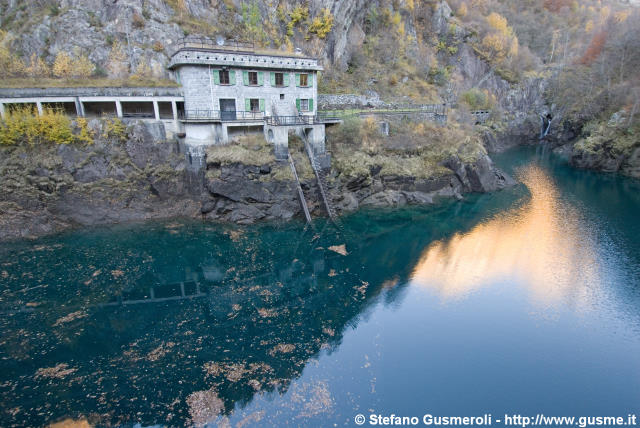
<box><xmin>52</xmin><ymin>52</ymin><xmax>73</xmax><ymax>78</ymax></box>
<box><xmin>405</xmin><ymin>0</ymin><xmax>415</xmax><ymax>11</ymax></box>
<box><xmin>614</xmin><ymin>10</ymin><xmax>630</xmax><ymax>23</ymax></box>
<box><xmin>102</xmin><ymin>117</ymin><xmax>127</xmax><ymax>141</ymax></box>
<box><xmin>585</xmin><ymin>19</ymin><xmax>594</xmax><ymax>33</ymax></box>
<box><xmin>72</xmin><ymin>55</ymin><xmax>95</xmax><ymax>78</ymax></box>
<box><xmin>482</xmin><ymin>33</ymin><xmax>507</xmax><ymax>61</ymax></box>
<box><xmin>308</xmin><ymin>8</ymin><xmax>334</xmax><ymax>39</ymax></box>
<box><xmin>132</xmin><ymin>61</ymin><xmax>152</xmax><ymax>79</ymax></box>
<box><xmin>0</xmin><ymin>107</ymin><xmax>74</xmax><ymax>146</ymax></box>
<box><xmin>509</xmin><ymin>37</ymin><xmax>519</xmax><ymax>57</ymax></box>
<box><xmin>107</xmin><ymin>41</ymin><xmax>128</xmax><ymax>78</ymax></box>
<box><xmin>25</xmin><ymin>53</ymin><xmax>50</xmax><ymax>78</ymax></box>
<box><xmin>458</xmin><ymin>3</ymin><xmax>468</xmax><ymax>18</ymax></box>
<box><xmin>75</xmin><ymin>117</ymin><xmax>94</xmax><ymax>144</ymax></box>
<box><xmin>486</xmin><ymin>13</ymin><xmax>513</xmax><ymax>38</ymax></box>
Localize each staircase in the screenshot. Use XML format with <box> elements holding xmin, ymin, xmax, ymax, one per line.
<box><xmin>288</xmin><ymin>153</ymin><xmax>312</xmax><ymax>224</ymax></box>
<box><xmin>301</xmin><ymin>134</ymin><xmax>337</xmax><ymax>220</ymax></box>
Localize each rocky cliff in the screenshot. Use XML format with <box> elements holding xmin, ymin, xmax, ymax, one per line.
<box><xmin>0</xmin><ymin>120</ymin><xmax>513</xmax><ymax>241</ymax></box>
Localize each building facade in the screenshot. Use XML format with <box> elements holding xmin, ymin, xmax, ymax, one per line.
<box><xmin>168</xmin><ymin>39</ymin><xmax>327</xmax><ymax>159</ymax></box>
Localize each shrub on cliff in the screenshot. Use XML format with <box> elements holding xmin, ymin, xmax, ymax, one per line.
<box><xmin>0</xmin><ymin>107</ymin><xmax>75</xmax><ymax>145</ymax></box>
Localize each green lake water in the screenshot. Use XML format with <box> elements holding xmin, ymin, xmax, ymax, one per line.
<box><xmin>1</xmin><ymin>146</ymin><xmax>640</xmax><ymax>427</ymax></box>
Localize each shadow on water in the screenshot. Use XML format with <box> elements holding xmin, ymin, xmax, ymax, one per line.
<box><xmin>0</xmin><ymin>145</ymin><xmax>639</xmax><ymax>426</ymax></box>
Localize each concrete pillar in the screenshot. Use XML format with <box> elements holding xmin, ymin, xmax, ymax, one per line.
<box><xmin>0</xmin><ymin>103</ymin><xmax>5</xmax><ymax>119</ymax></box>
<box><xmin>36</xmin><ymin>102</ymin><xmax>43</xmax><ymax>116</ymax></box>
<box><xmin>115</xmin><ymin>100</ymin><xmax>123</xmax><ymax>118</ymax></box>
<box><xmin>74</xmin><ymin>97</ymin><xmax>84</xmax><ymax>117</ymax></box>
<box><xmin>153</xmin><ymin>100</ymin><xmax>160</xmax><ymax>120</ymax></box>
<box><xmin>171</xmin><ymin>101</ymin><xmax>178</xmax><ymax>121</ymax></box>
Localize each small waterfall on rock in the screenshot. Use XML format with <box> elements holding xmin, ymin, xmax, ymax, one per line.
<box><xmin>184</xmin><ymin>144</ymin><xmax>206</xmax><ymax>196</ymax></box>
<box><xmin>539</xmin><ymin>113</ymin><xmax>553</xmax><ymax>140</ymax></box>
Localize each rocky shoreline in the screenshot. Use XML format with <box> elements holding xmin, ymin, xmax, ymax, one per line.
<box><xmin>0</xmin><ymin>121</ymin><xmax>515</xmax><ymax>242</ymax></box>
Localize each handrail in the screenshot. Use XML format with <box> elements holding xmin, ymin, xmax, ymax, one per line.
<box><xmin>288</xmin><ymin>154</ymin><xmax>312</xmax><ymax>224</ymax></box>
<box><xmin>265</xmin><ymin>115</ymin><xmax>315</xmax><ymax>126</ymax></box>
<box><xmin>170</xmin><ymin>37</ymin><xmax>254</xmax><ymax>56</ymax></box>
<box><xmin>302</xmin><ymin>134</ymin><xmax>336</xmax><ymax>220</ymax></box>
<box><xmin>179</xmin><ymin>110</ymin><xmax>265</xmax><ymax>121</ymax></box>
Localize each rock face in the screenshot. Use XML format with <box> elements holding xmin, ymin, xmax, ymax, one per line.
<box><xmin>0</xmin><ymin>121</ymin><xmax>199</xmax><ymax>241</ymax></box>
<box><xmin>0</xmin><ymin>118</ymin><xmax>515</xmax><ymax>241</ymax></box>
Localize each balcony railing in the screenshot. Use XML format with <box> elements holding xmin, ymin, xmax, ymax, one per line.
<box><xmin>171</xmin><ymin>37</ymin><xmax>254</xmax><ymax>56</ymax></box>
<box><xmin>264</xmin><ymin>115</ymin><xmax>315</xmax><ymax>126</ymax></box>
<box><xmin>179</xmin><ymin>110</ymin><xmax>265</xmax><ymax>122</ymax></box>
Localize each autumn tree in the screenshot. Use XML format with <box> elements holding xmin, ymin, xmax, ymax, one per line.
<box><xmin>25</xmin><ymin>53</ymin><xmax>50</xmax><ymax>77</ymax></box>
<box><xmin>578</xmin><ymin>30</ymin><xmax>607</xmax><ymax>65</ymax></box>
<box><xmin>72</xmin><ymin>54</ymin><xmax>95</xmax><ymax>78</ymax></box>
<box><xmin>106</xmin><ymin>41</ymin><xmax>128</xmax><ymax>78</ymax></box>
<box><xmin>52</xmin><ymin>51</ymin><xmax>73</xmax><ymax>77</ymax></box>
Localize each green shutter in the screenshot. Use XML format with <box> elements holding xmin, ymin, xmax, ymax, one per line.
<box><xmin>308</xmin><ymin>73</ymin><xmax>313</xmax><ymax>87</ymax></box>
<box><xmin>175</xmin><ymin>71</ymin><xmax>181</xmax><ymax>84</ymax></box>
<box><xmin>229</xmin><ymin>70</ymin><xmax>236</xmax><ymax>85</ymax></box>
<box><xmin>259</xmin><ymin>99</ymin><xmax>265</xmax><ymax>112</ymax></box>
<box><xmin>295</xmin><ymin>73</ymin><xmax>301</xmax><ymax>87</ymax></box>
<box><xmin>213</xmin><ymin>69</ymin><xmax>220</xmax><ymax>85</ymax></box>
<box><xmin>243</xmin><ymin>71</ymin><xmax>249</xmax><ymax>86</ymax></box>
<box><xmin>309</xmin><ymin>98</ymin><xmax>313</xmax><ymax>112</ymax></box>
<box><xmin>270</xmin><ymin>72</ymin><xmax>276</xmax><ymax>86</ymax></box>
<box><xmin>245</xmin><ymin>98</ymin><xmax>251</xmax><ymax>112</ymax></box>
<box><xmin>283</xmin><ymin>73</ymin><xmax>290</xmax><ymax>87</ymax></box>
<box><xmin>296</xmin><ymin>98</ymin><xmax>301</xmax><ymax>111</ymax></box>
<box><xmin>257</xmin><ymin>72</ymin><xmax>264</xmax><ymax>86</ymax></box>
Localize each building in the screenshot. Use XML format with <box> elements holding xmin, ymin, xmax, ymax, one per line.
<box><xmin>168</xmin><ymin>37</ymin><xmax>329</xmax><ymax>159</ymax></box>
<box><xmin>0</xmin><ymin>38</ymin><xmax>333</xmax><ymax>161</ymax></box>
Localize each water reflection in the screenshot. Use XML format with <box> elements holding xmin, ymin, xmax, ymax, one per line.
<box><xmin>0</xmin><ymin>221</ymin><xmax>390</xmax><ymax>427</ymax></box>
<box><xmin>411</xmin><ymin>165</ymin><xmax>601</xmax><ymax>305</ymax></box>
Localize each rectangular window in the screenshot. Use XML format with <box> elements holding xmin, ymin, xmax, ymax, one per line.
<box><xmin>275</xmin><ymin>72</ymin><xmax>284</xmax><ymax>86</ymax></box>
<box><xmin>219</xmin><ymin>70</ymin><xmax>230</xmax><ymax>85</ymax></box>
<box><xmin>299</xmin><ymin>73</ymin><xmax>308</xmax><ymax>87</ymax></box>
<box><xmin>280</xmin><ymin>94</ymin><xmax>285</xmax><ymax>100</ymax></box>
<box><xmin>250</xmin><ymin>99</ymin><xmax>260</xmax><ymax>112</ymax></box>
<box><xmin>300</xmin><ymin>99</ymin><xmax>310</xmax><ymax>112</ymax></box>
<box><xmin>248</xmin><ymin>71</ymin><xmax>258</xmax><ymax>85</ymax></box>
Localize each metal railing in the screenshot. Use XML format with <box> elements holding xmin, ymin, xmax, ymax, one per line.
<box><xmin>264</xmin><ymin>115</ymin><xmax>315</xmax><ymax>126</ymax></box>
<box><xmin>171</xmin><ymin>37</ymin><xmax>254</xmax><ymax>56</ymax></box>
<box><xmin>316</xmin><ymin>104</ymin><xmax>448</xmax><ymax>119</ymax></box>
<box><xmin>179</xmin><ymin>110</ymin><xmax>265</xmax><ymax>121</ymax></box>
<box><xmin>122</xmin><ymin>112</ymin><xmax>155</xmax><ymax>119</ymax></box>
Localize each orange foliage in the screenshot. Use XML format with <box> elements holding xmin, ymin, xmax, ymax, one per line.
<box><xmin>578</xmin><ymin>31</ymin><xmax>607</xmax><ymax>65</ymax></box>
<box><xmin>543</xmin><ymin>0</ymin><xmax>573</xmax><ymax>13</ymax></box>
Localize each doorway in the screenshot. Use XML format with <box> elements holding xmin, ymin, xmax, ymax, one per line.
<box><xmin>219</xmin><ymin>99</ymin><xmax>236</xmax><ymax>121</ymax></box>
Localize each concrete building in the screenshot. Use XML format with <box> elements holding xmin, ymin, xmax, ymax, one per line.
<box><xmin>168</xmin><ymin>37</ymin><xmax>330</xmax><ymax>159</ymax></box>
<box><xmin>0</xmin><ymin>38</ymin><xmax>335</xmax><ymax>160</ymax></box>
<box><xmin>0</xmin><ymin>87</ymin><xmax>184</xmax><ymax>139</ymax></box>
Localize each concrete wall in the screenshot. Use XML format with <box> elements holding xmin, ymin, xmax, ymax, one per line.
<box><xmin>178</xmin><ymin>65</ymin><xmax>317</xmax><ymax>117</ymax></box>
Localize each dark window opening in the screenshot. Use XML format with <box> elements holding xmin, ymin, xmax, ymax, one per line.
<box><xmin>248</xmin><ymin>71</ymin><xmax>258</xmax><ymax>85</ymax></box>
<box><xmin>300</xmin><ymin>73</ymin><xmax>308</xmax><ymax>86</ymax></box>
<box><xmin>280</xmin><ymin>94</ymin><xmax>285</xmax><ymax>100</ymax></box>
<box><xmin>220</xmin><ymin>69</ymin><xmax>230</xmax><ymax>85</ymax></box>
<box><xmin>158</xmin><ymin>102</ymin><xmax>174</xmax><ymax>119</ymax></box>
<box><xmin>275</xmin><ymin>72</ymin><xmax>284</xmax><ymax>86</ymax></box>
<box><xmin>250</xmin><ymin>99</ymin><xmax>260</xmax><ymax>112</ymax></box>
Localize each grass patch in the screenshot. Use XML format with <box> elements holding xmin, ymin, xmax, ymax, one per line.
<box><xmin>328</xmin><ymin>116</ymin><xmax>485</xmax><ymax>180</ymax></box>
<box><xmin>206</xmin><ymin>134</ymin><xmax>275</xmax><ymax>166</ymax></box>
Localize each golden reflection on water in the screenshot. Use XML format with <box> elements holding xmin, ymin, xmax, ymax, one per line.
<box><xmin>411</xmin><ymin>165</ymin><xmax>600</xmax><ymax>304</ymax></box>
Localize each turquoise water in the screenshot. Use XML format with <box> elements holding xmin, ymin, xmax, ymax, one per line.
<box><xmin>1</xmin><ymin>146</ymin><xmax>640</xmax><ymax>427</ymax></box>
